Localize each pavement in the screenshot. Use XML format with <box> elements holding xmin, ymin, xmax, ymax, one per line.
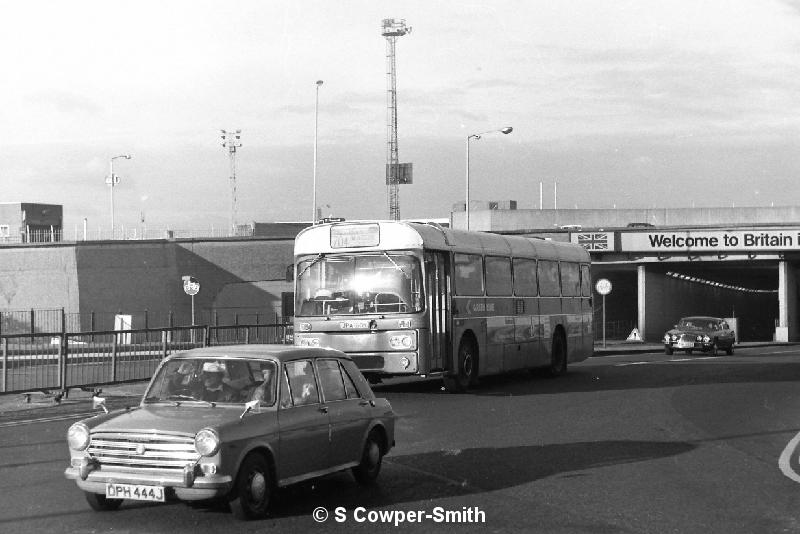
<box><xmin>0</xmin><ymin>340</ymin><xmax>796</xmax><ymax>418</ymax></box>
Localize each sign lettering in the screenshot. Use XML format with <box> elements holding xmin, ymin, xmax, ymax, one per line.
<box><xmin>621</xmin><ymin>230</ymin><xmax>799</xmax><ymax>252</ymax></box>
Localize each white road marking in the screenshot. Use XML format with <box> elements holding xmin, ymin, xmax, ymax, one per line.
<box><xmin>615</xmin><ymin>356</ymin><xmax>717</xmax><ymax>366</ymax></box>
<box><xmin>0</xmin><ymin>412</ymin><xmax>93</xmax><ymax>428</ymax></box>
<box><xmin>779</xmin><ymin>431</ymin><xmax>800</xmax><ymax>483</ymax></box>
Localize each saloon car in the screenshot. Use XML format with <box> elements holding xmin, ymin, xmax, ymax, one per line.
<box><xmin>663</xmin><ymin>316</ymin><xmax>735</xmax><ymax>355</ymax></box>
<box><xmin>64</xmin><ymin>345</ymin><xmax>395</xmax><ymax>520</ymax></box>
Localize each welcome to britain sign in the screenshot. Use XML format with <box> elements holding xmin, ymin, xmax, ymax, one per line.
<box><xmin>619</xmin><ymin>229</ymin><xmax>800</xmax><ymax>253</ymax></box>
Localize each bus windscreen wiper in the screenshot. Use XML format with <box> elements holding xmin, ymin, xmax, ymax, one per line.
<box><xmin>297</xmin><ymin>253</ymin><xmax>326</xmax><ymax>280</ymax></box>
<box><xmin>383</xmin><ymin>252</ymin><xmax>411</xmax><ymax>279</ymax></box>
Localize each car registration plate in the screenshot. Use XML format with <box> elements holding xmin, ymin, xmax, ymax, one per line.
<box><xmin>106</xmin><ymin>482</ymin><xmax>165</xmax><ymax>502</ymax></box>
<box><xmin>676</xmin><ymin>340</ymin><xmax>694</xmax><ymax>349</ymax></box>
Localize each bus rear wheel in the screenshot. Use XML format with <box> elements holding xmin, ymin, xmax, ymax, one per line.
<box><xmin>547</xmin><ymin>332</ymin><xmax>567</xmax><ymax>377</ymax></box>
<box><xmin>443</xmin><ymin>337</ymin><xmax>478</xmax><ymax>393</ymax></box>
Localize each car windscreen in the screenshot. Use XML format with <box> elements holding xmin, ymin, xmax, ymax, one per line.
<box><xmin>145</xmin><ymin>358</ymin><xmax>278</xmax><ymax>406</ymax></box>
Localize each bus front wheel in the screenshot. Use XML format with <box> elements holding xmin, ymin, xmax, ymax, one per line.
<box><xmin>443</xmin><ymin>337</ymin><xmax>478</xmax><ymax>393</ymax></box>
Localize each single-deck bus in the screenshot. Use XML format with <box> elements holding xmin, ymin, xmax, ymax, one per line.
<box><xmin>293</xmin><ymin>220</ymin><xmax>593</xmax><ymax>391</ymax></box>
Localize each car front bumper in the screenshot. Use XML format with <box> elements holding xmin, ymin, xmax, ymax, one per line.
<box><xmin>64</xmin><ymin>463</ymin><xmax>233</xmax><ymax>501</ymax></box>
<box><xmin>664</xmin><ymin>341</ymin><xmax>713</xmax><ymax>351</ymax></box>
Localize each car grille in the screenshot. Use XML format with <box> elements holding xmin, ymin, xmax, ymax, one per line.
<box><xmin>88</xmin><ymin>431</ymin><xmax>199</xmax><ymax>470</ymax></box>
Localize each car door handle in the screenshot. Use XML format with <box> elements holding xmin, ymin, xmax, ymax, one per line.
<box><xmin>359</xmin><ymin>400</ymin><xmax>375</xmax><ymax>407</ymax></box>
<box><xmin>319</xmin><ymin>406</ymin><xmax>328</xmax><ymax>413</ymax></box>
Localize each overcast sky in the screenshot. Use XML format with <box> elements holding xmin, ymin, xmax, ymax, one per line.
<box><xmin>3</xmin><ymin>0</ymin><xmax>800</xmax><ymax>234</ymax></box>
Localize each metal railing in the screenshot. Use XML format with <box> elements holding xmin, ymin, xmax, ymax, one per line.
<box><xmin>0</xmin><ymin>323</ymin><xmax>292</xmax><ymax>395</ymax></box>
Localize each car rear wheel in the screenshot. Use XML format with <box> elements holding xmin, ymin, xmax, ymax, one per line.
<box><xmin>686</xmin><ymin>349</ymin><xmax>693</xmax><ymax>355</ymax></box>
<box><xmin>84</xmin><ymin>491</ymin><xmax>123</xmax><ymax>512</ymax></box>
<box><xmin>230</xmin><ymin>453</ymin><xmax>271</xmax><ymax>520</ymax></box>
<box><xmin>711</xmin><ymin>342</ymin><xmax>719</xmax><ymax>356</ymax></box>
<box><xmin>726</xmin><ymin>341</ymin><xmax>735</xmax><ymax>355</ymax></box>
<box><xmin>352</xmin><ymin>430</ymin><xmax>384</xmax><ymax>485</ymax></box>
<box><xmin>665</xmin><ymin>346</ymin><xmax>673</xmax><ymax>355</ymax></box>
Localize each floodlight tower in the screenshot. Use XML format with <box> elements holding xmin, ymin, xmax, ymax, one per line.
<box><xmin>220</xmin><ymin>129</ymin><xmax>242</xmax><ymax>234</ymax></box>
<box><xmin>382</xmin><ymin>18</ymin><xmax>412</xmax><ymax>220</ymax></box>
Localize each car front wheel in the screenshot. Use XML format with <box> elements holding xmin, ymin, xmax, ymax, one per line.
<box><xmin>84</xmin><ymin>491</ymin><xmax>123</xmax><ymax>512</ymax></box>
<box><xmin>230</xmin><ymin>453</ymin><xmax>271</xmax><ymax>520</ymax></box>
<box><xmin>352</xmin><ymin>430</ymin><xmax>384</xmax><ymax>485</ymax></box>
<box><xmin>665</xmin><ymin>345</ymin><xmax>673</xmax><ymax>355</ymax></box>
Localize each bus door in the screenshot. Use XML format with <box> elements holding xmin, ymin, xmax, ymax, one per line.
<box><xmin>424</xmin><ymin>252</ymin><xmax>450</xmax><ymax>373</ymax></box>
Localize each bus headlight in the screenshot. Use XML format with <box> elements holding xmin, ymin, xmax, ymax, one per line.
<box><xmin>389</xmin><ymin>333</ymin><xmax>415</xmax><ymax>349</ymax></box>
<box><xmin>298</xmin><ymin>337</ymin><xmax>320</xmax><ymax>347</ymax></box>
<box><xmin>195</xmin><ymin>428</ymin><xmax>220</xmax><ymax>457</ymax></box>
<box><xmin>67</xmin><ymin>422</ymin><xmax>90</xmax><ymax>451</ymax></box>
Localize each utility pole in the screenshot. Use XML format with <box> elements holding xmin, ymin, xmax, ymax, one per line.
<box><xmin>220</xmin><ymin>129</ymin><xmax>242</xmax><ymax>235</ymax></box>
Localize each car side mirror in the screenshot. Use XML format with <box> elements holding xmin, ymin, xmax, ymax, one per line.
<box><xmin>240</xmin><ymin>399</ymin><xmax>260</xmax><ymax>419</ymax></box>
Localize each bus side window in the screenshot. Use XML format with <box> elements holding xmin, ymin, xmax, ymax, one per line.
<box><xmin>454</xmin><ymin>253</ymin><xmax>484</xmax><ymax>295</ymax></box>
<box><xmin>537</xmin><ymin>260</ymin><xmax>561</xmax><ymax>296</ymax></box>
<box><xmin>513</xmin><ymin>258</ymin><xmax>538</xmax><ymax>296</ymax></box>
<box><xmin>560</xmin><ymin>262</ymin><xmax>580</xmax><ymax>296</ymax></box>
<box><xmin>485</xmin><ymin>256</ymin><xmax>512</xmax><ymax>296</ymax></box>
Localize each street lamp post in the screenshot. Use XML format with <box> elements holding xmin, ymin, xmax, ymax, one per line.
<box><xmin>465</xmin><ymin>127</ymin><xmax>512</xmax><ymax>231</ymax></box>
<box><xmin>312</xmin><ymin>80</ymin><xmax>323</xmax><ymax>223</ymax></box>
<box><xmin>107</xmin><ymin>154</ymin><xmax>131</xmax><ymax>238</ymax></box>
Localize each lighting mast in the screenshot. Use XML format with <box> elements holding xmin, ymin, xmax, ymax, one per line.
<box><xmin>221</xmin><ymin>129</ymin><xmax>242</xmax><ymax>234</ymax></box>
<box><xmin>382</xmin><ymin>18</ymin><xmax>412</xmax><ymax>220</ymax></box>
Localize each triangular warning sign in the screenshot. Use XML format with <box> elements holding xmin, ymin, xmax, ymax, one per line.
<box><xmin>626</xmin><ymin>328</ymin><xmax>642</xmax><ymax>342</ymax></box>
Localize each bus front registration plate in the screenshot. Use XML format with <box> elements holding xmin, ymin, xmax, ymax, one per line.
<box><xmin>340</xmin><ymin>320</ymin><xmax>370</xmax><ymax>330</ymax></box>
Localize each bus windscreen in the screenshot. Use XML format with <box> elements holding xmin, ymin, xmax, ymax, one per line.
<box><xmin>295</xmin><ymin>253</ymin><xmax>423</xmax><ymax>316</ymax></box>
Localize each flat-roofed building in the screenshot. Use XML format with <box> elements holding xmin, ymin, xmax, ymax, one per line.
<box><xmin>0</xmin><ymin>202</ymin><xmax>63</xmax><ymax>243</ymax></box>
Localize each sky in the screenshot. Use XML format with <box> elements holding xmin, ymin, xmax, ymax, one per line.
<box><xmin>3</xmin><ymin>0</ymin><xmax>800</xmax><ymax>235</ymax></box>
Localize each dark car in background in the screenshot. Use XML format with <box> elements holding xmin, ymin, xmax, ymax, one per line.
<box><xmin>64</xmin><ymin>345</ymin><xmax>395</xmax><ymax>520</ymax></box>
<box><xmin>663</xmin><ymin>316</ymin><xmax>735</xmax><ymax>355</ymax></box>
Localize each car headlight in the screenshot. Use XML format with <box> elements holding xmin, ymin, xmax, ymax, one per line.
<box><xmin>671</xmin><ymin>334</ymin><xmax>678</xmax><ymax>341</ymax></box>
<box><xmin>663</xmin><ymin>334</ymin><xmax>670</xmax><ymax>343</ymax></box>
<box><xmin>703</xmin><ymin>335</ymin><xmax>710</xmax><ymax>343</ymax></box>
<box><xmin>696</xmin><ymin>335</ymin><xmax>703</xmax><ymax>342</ymax></box>
<box><xmin>67</xmin><ymin>422</ymin><xmax>90</xmax><ymax>451</ymax></box>
<box><xmin>194</xmin><ymin>428</ymin><xmax>221</xmax><ymax>457</ymax></box>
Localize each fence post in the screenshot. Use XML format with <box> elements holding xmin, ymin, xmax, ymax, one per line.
<box><xmin>204</xmin><ymin>326</ymin><xmax>210</xmax><ymax>347</ymax></box>
<box><xmin>2</xmin><ymin>337</ymin><xmax>7</xmax><ymax>393</ymax></box>
<box><xmin>162</xmin><ymin>330</ymin><xmax>168</xmax><ymax>359</ymax></box>
<box><xmin>111</xmin><ymin>332</ymin><xmax>118</xmax><ymax>382</ymax></box>
<box><xmin>245</xmin><ymin>326</ymin><xmax>250</xmax><ymax>345</ymax></box>
<box><xmin>30</xmin><ymin>308</ymin><xmax>35</xmax><ymax>339</ymax></box>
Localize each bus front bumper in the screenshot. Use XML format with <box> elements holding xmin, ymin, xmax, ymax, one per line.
<box><xmin>349</xmin><ymin>352</ymin><xmax>418</xmax><ymax>374</ymax></box>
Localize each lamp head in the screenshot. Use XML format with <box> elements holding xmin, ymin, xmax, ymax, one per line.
<box><xmin>316</xmin><ymin>80</ymin><xmax>324</xmax><ymax>86</ymax></box>
<box><xmin>501</xmin><ymin>127</ymin><xmax>513</xmax><ymax>134</ymax></box>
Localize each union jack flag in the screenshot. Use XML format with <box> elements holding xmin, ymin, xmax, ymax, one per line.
<box><xmin>576</xmin><ymin>232</ymin><xmax>611</xmax><ymax>251</ymax></box>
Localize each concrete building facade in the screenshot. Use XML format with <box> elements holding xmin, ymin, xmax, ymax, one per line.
<box><xmin>452</xmin><ymin>205</ymin><xmax>800</xmax><ymax>343</ymax></box>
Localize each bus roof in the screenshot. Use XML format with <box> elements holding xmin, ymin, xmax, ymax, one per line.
<box><xmin>294</xmin><ymin>220</ymin><xmax>589</xmax><ymax>263</ymax></box>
